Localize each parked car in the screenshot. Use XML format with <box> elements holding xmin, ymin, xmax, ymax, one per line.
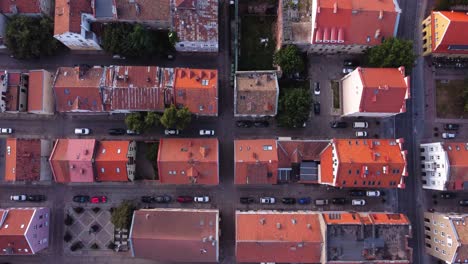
<box><xmin>331</xmin><ymin>198</ymin><xmax>347</xmax><ymax>205</ymax></box>
<box><xmin>440</xmin><ymin>192</ymin><xmax>456</xmax><ymax>199</ymax></box>
<box><xmin>254</xmin><ymin>121</ymin><xmax>269</xmax><ymax>128</ymax></box>
<box><xmin>356</xmin><ymin>131</ymin><xmax>368</xmax><ymax>138</ymax></box>
<box><xmin>108</xmin><ymin>128</ymin><xmax>126</xmax><ymax>135</ymax></box>
<box><xmin>27</xmin><ymin>194</ymin><xmax>46</xmax><ymax>202</ymax></box>
<box><xmin>260</xmin><ymin>197</ymin><xmax>276</xmax><ymax>204</ymax></box>
<box><xmin>343</xmin><ymin>67</ymin><xmax>354</xmax><ymax>74</ymax></box>
<box><xmin>73</xmin><ymin>195</ymin><xmax>90</xmax><ymax>203</ymax></box>
<box><xmin>10</xmin><ymin>194</ymin><xmax>27</xmax><ymax>201</ymax></box>
<box><xmin>353</xmin><ymin>122</ymin><xmax>368</xmax><ymax>128</ymax></box>
<box><xmin>141</xmin><ymin>196</ymin><xmax>154</xmax><ymax>203</ymax></box>
<box><xmin>240</xmin><ymin>197</ymin><xmax>254</xmax><ymax>204</ymax></box>
<box><xmin>315</xmin><ymin>199</ymin><xmax>329</xmax><ymax>206</ymax></box>
<box><xmin>164</xmin><ymin>129</ymin><xmax>179</xmax><ymax>135</ymax></box>
<box><xmin>442</xmin><ymin>132</ymin><xmax>456</xmax><ymax>139</ymax></box>
<box><xmin>74</xmin><ymin>128</ymin><xmax>90</xmax><ymax>135</ymax></box>
<box><xmin>199</xmin><ymin>129</ymin><xmax>215</xmax><ymax>136</ymax></box>
<box><xmin>112</xmin><ymin>54</ymin><xmax>126</xmax><ymax>60</ymax></box>
<box><xmin>330</xmin><ymin>121</ymin><xmax>347</xmax><ymax>128</ymax></box>
<box><xmin>366</xmin><ymin>190</ymin><xmax>381</xmax><ymax>197</ymax></box>
<box><xmin>314</xmin><ymin>82</ymin><xmax>320</xmax><ymax>95</ymax></box>
<box><xmin>194</xmin><ymin>196</ymin><xmax>210</xmax><ymax>203</ymax></box>
<box><xmin>444</xmin><ymin>124</ymin><xmax>460</xmax><ymax>130</ymax></box>
<box><xmin>0</xmin><ymin>128</ymin><xmax>13</xmax><ymax>134</ymax></box>
<box><xmin>90</xmin><ymin>196</ymin><xmax>107</xmax><ymax>203</ymax></box>
<box><xmin>344</xmin><ymin>60</ymin><xmax>358</xmax><ymax>67</ymax></box>
<box><xmin>177</xmin><ymin>195</ymin><xmax>193</xmax><ymax>203</ymax></box>
<box><xmin>314</xmin><ymin>102</ymin><xmax>320</xmax><ymax>115</ymax></box>
<box><xmin>282</xmin><ymin>197</ymin><xmax>296</xmax><ymax>204</ymax></box>
<box><xmin>236</xmin><ymin>120</ymin><xmax>253</xmax><ymax>128</ymax></box>
<box><xmin>298</xmin><ymin>197</ymin><xmax>311</xmax><ymax>205</ymax></box>
<box><xmin>459</xmin><ymin>200</ymin><xmax>468</xmax><ymax>206</ymax></box>
<box><xmin>352</xmin><ymin>199</ymin><xmax>366</xmax><ymax>206</ymax></box>
<box><xmin>154</xmin><ymin>195</ymin><xmax>172</xmax><ymax>203</ymax></box>
<box><xmin>126</xmin><ymin>129</ymin><xmax>140</xmax><ymax>135</ymax></box>
<box><xmin>349</xmin><ymin>190</ymin><xmax>366</xmax><ymax>196</ymax></box>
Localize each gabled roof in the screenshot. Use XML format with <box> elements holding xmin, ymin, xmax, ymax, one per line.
<box><xmin>49</xmin><ymin>139</ymin><xmax>96</xmax><ymax>183</ymax></box>
<box><xmin>157</xmin><ymin>138</ymin><xmax>219</xmax><ymax>184</ymax></box>
<box><xmin>234</xmin><ymin>139</ymin><xmax>278</xmax><ymax>184</ymax></box>
<box><xmin>235</xmin><ymin>71</ymin><xmax>279</xmax><ymax>116</ymax></box>
<box><xmin>443</xmin><ymin>142</ymin><xmax>468</xmax><ymax>190</ymax></box>
<box><xmin>27</xmin><ymin>70</ymin><xmax>46</xmax><ymax>112</ymax></box>
<box><xmin>313</xmin><ymin>0</ymin><xmax>400</xmax><ymax>45</ymax></box>
<box><xmin>431</xmin><ymin>11</ymin><xmax>468</xmax><ymax>54</ymax></box>
<box><xmin>130</xmin><ymin>208</ymin><xmax>219</xmax><ymax>262</ymax></box>
<box><xmin>173</xmin><ymin>0</ymin><xmax>218</xmax><ymax>43</ymax></box>
<box><xmin>94</xmin><ymin>141</ymin><xmax>131</xmax><ymax>182</ymax></box>
<box><xmin>0</xmin><ymin>0</ymin><xmax>44</xmax><ymax>14</ymax></box>
<box><xmin>54</xmin><ymin>0</ymin><xmax>92</xmax><ymax>35</ymax></box>
<box><xmin>277</xmin><ymin>140</ymin><xmax>329</xmax><ymax>167</ymax></box>
<box><xmin>5</xmin><ymin>139</ymin><xmax>41</xmax><ymax>182</ymax></box>
<box><xmin>0</xmin><ymin>208</ymin><xmax>35</xmax><ymax>255</ymax></box>
<box><xmin>115</xmin><ymin>0</ymin><xmax>171</xmax><ymax>22</ymax></box>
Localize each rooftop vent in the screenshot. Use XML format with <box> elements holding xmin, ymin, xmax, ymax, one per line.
<box><xmin>291</xmin><ymin>219</ymin><xmax>297</xmax><ymax>225</ymax></box>
<box><xmin>276</xmin><ymin>223</ymin><xmax>281</xmax><ymax>229</ymax></box>
<box><xmin>259</xmin><ymin>218</ymin><xmax>266</xmax><ymax>225</ymax></box>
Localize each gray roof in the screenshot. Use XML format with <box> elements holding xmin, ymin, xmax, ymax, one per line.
<box><xmin>94</xmin><ymin>0</ymin><xmax>114</xmax><ymax>18</ymax></box>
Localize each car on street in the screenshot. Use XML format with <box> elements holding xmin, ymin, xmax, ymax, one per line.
<box><xmin>352</xmin><ymin>199</ymin><xmax>366</xmax><ymax>206</ymax></box>
<box><xmin>236</xmin><ymin>120</ymin><xmax>253</xmax><ymax>128</ymax></box>
<box><xmin>315</xmin><ymin>199</ymin><xmax>329</xmax><ymax>206</ymax></box>
<box><xmin>154</xmin><ymin>195</ymin><xmax>172</xmax><ymax>203</ymax></box>
<box><xmin>349</xmin><ymin>190</ymin><xmax>366</xmax><ymax>196</ymax></box>
<box><xmin>343</xmin><ymin>67</ymin><xmax>354</xmax><ymax>74</ymax></box>
<box><xmin>0</xmin><ymin>128</ymin><xmax>13</xmax><ymax>134</ymax></box>
<box><xmin>164</xmin><ymin>129</ymin><xmax>179</xmax><ymax>135</ymax></box>
<box><xmin>126</xmin><ymin>129</ymin><xmax>140</xmax><ymax>135</ymax></box>
<box><xmin>108</xmin><ymin>128</ymin><xmax>126</xmax><ymax>135</ymax></box>
<box><xmin>74</xmin><ymin>128</ymin><xmax>90</xmax><ymax>135</ymax></box>
<box><xmin>73</xmin><ymin>195</ymin><xmax>90</xmax><ymax>203</ymax></box>
<box><xmin>27</xmin><ymin>194</ymin><xmax>46</xmax><ymax>202</ymax></box>
<box><xmin>444</xmin><ymin>124</ymin><xmax>460</xmax><ymax>130</ymax></box>
<box><xmin>141</xmin><ymin>196</ymin><xmax>154</xmax><ymax>203</ymax></box>
<box><xmin>440</xmin><ymin>192</ymin><xmax>456</xmax><ymax>199</ymax></box>
<box><xmin>314</xmin><ymin>102</ymin><xmax>320</xmax><ymax>115</ymax></box>
<box><xmin>442</xmin><ymin>132</ymin><xmax>456</xmax><ymax>139</ymax></box>
<box><xmin>331</xmin><ymin>198</ymin><xmax>347</xmax><ymax>205</ymax></box>
<box><xmin>459</xmin><ymin>200</ymin><xmax>468</xmax><ymax>206</ymax></box>
<box><xmin>10</xmin><ymin>194</ymin><xmax>27</xmax><ymax>201</ymax></box>
<box><xmin>356</xmin><ymin>131</ymin><xmax>368</xmax><ymax>138</ymax></box>
<box><xmin>330</xmin><ymin>121</ymin><xmax>347</xmax><ymax>128</ymax></box>
<box><xmin>344</xmin><ymin>60</ymin><xmax>358</xmax><ymax>67</ymax></box>
<box><xmin>194</xmin><ymin>196</ymin><xmax>210</xmax><ymax>203</ymax></box>
<box><xmin>366</xmin><ymin>190</ymin><xmax>381</xmax><ymax>197</ymax></box>
<box><xmin>199</xmin><ymin>129</ymin><xmax>215</xmax><ymax>136</ymax></box>
<box><xmin>91</xmin><ymin>196</ymin><xmax>107</xmax><ymax>203</ymax></box>
<box><xmin>353</xmin><ymin>122</ymin><xmax>369</xmax><ymax>128</ymax></box>
<box><xmin>177</xmin><ymin>195</ymin><xmax>193</xmax><ymax>203</ymax></box>
<box><xmin>298</xmin><ymin>197</ymin><xmax>311</xmax><ymax>205</ymax></box>
<box><xmin>240</xmin><ymin>197</ymin><xmax>254</xmax><ymax>204</ymax></box>
<box><xmin>254</xmin><ymin>121</ymin><xmax>269</xmax><ymax>128</ymax></box>
<box><xmin>282</xmin><ymin>197</ymin><xmax>296</xmax><ymax>204</ymax></box>
<box><xmin>112</xmin><ymin>54</ymin><xmax>126</xmax><ymax>60</ymax></box>
<box><xmin>260</xmin><ymin>197</ymin><xmax>276</xmax><ymax>204</ymax></box>
<box><xmin>314</xmin><ymin>82</ymin><xmax>320</xmax><ymax>95</ymax></box>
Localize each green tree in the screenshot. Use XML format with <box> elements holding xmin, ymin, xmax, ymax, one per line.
<box><xmin>144</xmin><ymin>112</ymin><xmax>160</xmax><ymax>129</ymax></box>
<box><xmin>175</xmin><ymin>106</ymin><xmax>192</xmax><ymax>130</ymax></box>
<box><xmin>110</xmin><ymin>201</ymin><xmax>135</xmax><ymax>230</ymax></box>
<box><xmin>277</xmin><ymin>88</ymin><xmax>311</xmax><ymax>128</ymax></box>
<box><xmin>160</xmin><ymin>105</ymin><xmax>192</xmax><ymax>130</ymax></box>
<box><xmin>5</xmin><ymin>15</ymin><xmax>59</xmax><ymax>59</ymax></box>
<box><xmin>273</xmin><ymin>45</ymin><xmax>305</xmax><ymax>76</ymax></box>
<box><xmin>125</xmin><ymin>113</ymin><xmax>145</xmax><ymax>132</ymax></box>
<box><xmin>365</xmin><ymin>37</ymin><xmax>416</xmax><ymax>71</ymax></box>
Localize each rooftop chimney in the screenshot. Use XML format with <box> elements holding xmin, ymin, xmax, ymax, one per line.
<box><xmin>276</xmin><ymin>223</ymin><xmax>281</xmax><ymax>229</ymax></box>
<box><xmin>333</xmin><ymin>2</ymin><xmax>337</xmax><ymax>13</ymax></box>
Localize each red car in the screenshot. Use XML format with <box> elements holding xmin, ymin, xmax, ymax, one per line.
<box><xmin>176</xmin><ymin>196</ymin><xmax>193</xmax><ymax>203</ymax></box>
<box><xmin>91</xmin><ymin>196</ymin><xmax>107</xmax><ymax>203</ymax></box>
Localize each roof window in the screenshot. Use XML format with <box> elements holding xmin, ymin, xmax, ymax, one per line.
<box><xmin>202</xmin><ymin>79</ymin><xmax>209</xmax><ymax>86</ymax></box>
<box><xmin>263</xmin><ymin>145</ymin><xmax>273</xmax><ymax>151</ymax></box>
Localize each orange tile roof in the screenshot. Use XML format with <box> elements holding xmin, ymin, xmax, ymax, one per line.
<box><xmin>94</xmin><ymin>141</ymin><xmax>131</xmax><ymax>182</ymax></box>
<box><xmin>320</xmin><ymin>139</ymin><xmax>407</xmax><ymax>188</ymax></box>
<box><xmin>27</xmin><ymin>70</ymin><xmax>45</xmax><ymax>112</ymax></box>
<box><xmin>0</xmin><ymin>208</ymin><xmax>34</xmax><ymax>255</ymax></box>
<box><xmin>313</xmin><ymin>0</ymin><xmax>400</xmax><ymax>45</ymax></box>
<box><xmin>174</xmin><ymin>68</ymin><xmax>218</xmax><ymax>116</ymax></box>
<box><xmin>5</xmin><ymin>139</ymin><xmax>41</xmax><ymax>182</ymax></box>
<box><xmin>431</xmin><ymin>11</ymin><xmax>468</xmax><ymax>55</ymax></box>
<box><xmin>0</xmin><ymin>0</ymin><xmax>43</xmax><ymax>14</ymax></box>
<box><xmin>277</xmin><ymin>140</ymin><xmax>329</xmax><ymax>167</ymax></box>
<box><xmin>54</xmin><ymin>0</ymin><xmax>92</xmax><ymax>35</ymax></box>
<box><xmin>443</xmin><ymin>142</ymin><xmax>468</xmax><ymax>190</ymax></box>
<box><xmin>354</xmin><ymin>67</ymin><xmax>410</xmax><ymax>113</ymax></box>
<box><xmin>49</xmin><ymin>139</ymin><xmax>96</xmax><ymax>183</ymax></box>
<box><xmin>234</xmin><ymin>139</ymin><xmax>278</xmax><ymax>184</ymax></box>
<box><xmin>115</xmin><ymin>0</ymin><xmax>171</xmax><ymax>22</ymax></box>
<box><xmin>157</xmin><ymin>138</ymin><xmax>219</xmax><ymax>184</ymax></box>
<box><xmin>236</xmin><ymin>211</ymin><xmax>323</xmax><ymax>263</ymax></box>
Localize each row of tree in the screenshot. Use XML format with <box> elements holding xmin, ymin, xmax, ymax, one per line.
<box><xmin>125</xmin><ymin>105</ymin><xmax>192</xmax><ymax>133</ymax></box>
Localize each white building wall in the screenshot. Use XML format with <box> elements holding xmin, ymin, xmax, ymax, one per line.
<box><xmin>341</xmin><ymin>69</ymin><xmax>363</xmax><ymax>116</ymax></box>
<box><xmin>54</xmin><ymin>32</ymin><xmax>101</xmax><ymax>51</ymax></box>
<box><xmin>420</xmin><ymin>142</ymin><xmax>450</xmax><ymax>191</ymax></box>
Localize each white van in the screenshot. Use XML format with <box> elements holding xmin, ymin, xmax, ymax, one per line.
<box><xmin>355</xmin><ymin>131</ymin><xmax>368</xmax><ymax>137</ymax></box>
<box><xmin>353</xmin><ymin>122</ymin><xmax>368</xmax><ymax>128</ymax></box>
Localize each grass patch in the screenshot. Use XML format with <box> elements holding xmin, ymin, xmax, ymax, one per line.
<box><xmin>239</xmin><ymin>15</ymin><xmax>276</xmax><ymax>70</ymax></box>
<box><xmin>435</xmin><ymin>79</ymin><xmax>468</xmax><ymax>118</ymax></box>
<box><xmin>331</xmin><ymin>81</ymin><xmax>340</xmax><ymax>109</ymax></box>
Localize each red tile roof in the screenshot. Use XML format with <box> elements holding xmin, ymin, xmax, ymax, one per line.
<box><xmin>320</xmin><ymin>139</ymin><xmax>407</xmax><ymax>188</ymax></box>
<box><xmin>5</xmin><ymin>139</ymin><xmax>41</xmax><ymax>182</ymax></box>
<box><xmin>277</xmin><ymin>140</ymin><xmax>329</xmax><ymax>167</ymax></box>
<box><xmin>27</xmin><ymin>70</ymin><xmax>45</xmax><ymax>112</ymax></box>
<box><xmin>313</xmin><ymin>0</ymin><xmax>400</xmax><ymax>46</ymax></box>
<box><xmin>3</xmin><ymin>71</ymin><xmax>23</xmax><ymax>112</ymax></box>
<box><xmin>0</xmin><ymin>208</ymin><xmax>34</xmax><ymax>255</ymax></box>
<box><xmin>174</xmin><ymin>68</ymin><xmax>218</xmax><ymax>116</ymax></box>
<box><xmin>54</xmin><ymin>0</ymin><xmax>92</xmax><ymax>35</ymax></box>
<box><xmin>236</xmin><ymin>211</ymin><xmax>323</xmax><ymax>263</ymax></box>
<box><xmin>157</xmin><ymin>138</ymin><xmax>219</xmax><ymax>184</ymax></box>
<box><xmin>94</xmin><ymin>141</ymin><xmax>131</xmax><ymax>182</ymax></box>
<box><xmin>234</xmin><ymin>140</ymin><xmax>278</xmax><ymax>184</ymax></box>
<box><xmin>431</xmin><ymin>11</ymin><xmax>468</xmax><ymax>55</ymax></box>
<box><xmin>443</xmin><ymin>143</ymin><xmax>468</xmax><ymax>190</ymax></box>
<box><xmin>173</xmin><ymin>0</ymin><xmax>218</xmax><ymax>44</ymax></box>
<box><xmin>53</xmin><ymin>67</ymin><xmax>105</xmax><ymax>112</ymax></box>
<box><xmin>49</xmin><ymin>139</ymin><xmax>96</xmax><ymax>183</ymax></box>
<box><xmin>0</xmin><ymin>0</ymin><xmax>43</xmax><ymax>14</ymax></box>
<box><xmin>130</xmin><ymin>208</ymin><xmax>219</xmax><ymax>262</ymax></box>
<box><xmin>115</xmin><ymin>0</ymin><xmax>170</xmax><ymax>22</ymax></box>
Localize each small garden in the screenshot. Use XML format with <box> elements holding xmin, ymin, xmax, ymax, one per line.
<box><xmin>436</xmin><ymin>78</ymin><xmax>468</xmax><ymax>119</ymax></box>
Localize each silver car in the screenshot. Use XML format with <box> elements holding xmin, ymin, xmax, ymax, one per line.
<box><xmin>74</xmin><ymin>128</ymin><xmax>90</xmax><ymax>135</ymax></box>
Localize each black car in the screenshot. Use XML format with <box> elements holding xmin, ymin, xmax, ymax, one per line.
<box><xmin>349</xmin><ymin>190</ymin><xmax>366</xmax><ymax>196</ymax></box>
<box><xmin>141</xmin><ymin>196</ymin><xmax>154</xmax><ymax>203</ymax></box>
<box><xmin>73</xmin><ymin>195</ymin><xmax>90</xmax><ymax>203</ymax></box>
<box><xmin>330</xmin><ymin>121</ymin><xmax>347</xmax><ymax>128</ymax></box>
<box><xmin>27</xmin><ymin>194</ymin><xmax>46</xmax><ymax>202</ymax></box>
<box><xmin>236</xmin><ymin>120</ymin><xmax>253</xmax><ymax>128</ymax></box>
<box><xmin>344</xmin><ymin>60</ymin><xmax>358</xmax><ymax>67</ymax></box>
<box><xmin>254</xmin><ymin>121</ymin><xmax>269</xmax><ymax>128</ymax></box>
<box><xmin>282</xmin><ymin>197</ymin><xmax>296</xmax><ymax>204</ymax></box>
<box><xmin>108</xmin><ymin>128</ymin><xmax>126</xmax><ymax>135</ymax></box>
<box><xmin>154</xmin><ymin>195</ymin><xmax>172</xmax><ymax>203</ymax></box>
<box><xmin>459</xmin><ymin>200</ymin><xmax>468</xmax><ymax>206</ymax></box>
<box><xmin>444</xmin><ymin>124</ymin><xmax>460</xmax><ymax>130</ymax></box>
<box><xmin>331</xmin><ymin>198</ymin><xmax>347</xmax><ymax>205</ymax></box>
<box><xmin>314</xmin><ymin>102</ymin><xmax>320</xmax><ymax>115</ymax></box>
<box><xmin>440</xmin><ymin>192</ymin><xmax>456</xmax><ymax>199</ymax></box>
<box><xmin>240</xmin><ymin>197</ymin><xmax>254</xmax><ymax>204</ymax></box>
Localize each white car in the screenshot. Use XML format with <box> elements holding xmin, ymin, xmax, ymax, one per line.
<box><xmin>366</xmin><ymin>190</ymin><xmax>381</xmax><ymax>197</ymax></box>
<box><xmin>0</xmin><ymin>128</ymin><xmax>13</xmax><ymax>134</ymax></box>
<box><xmin>343</xmin><ymin>67</ymin><xmax>354</xmax><ymax>74</ymax></box>
<box><xmin>74</xmin><ymin>128</ymin><xmax>90</xmax><ymax>135</ymax></box>
<box><xmin>164</xmin><ymin>129</ymin><xmax>179</xmax><ymax>135</ymax></box>
<box><xmin>112</xmin><ymin>54</ymin><xmax>126</xmax><ymax>60</ymax></box>
<box><xmin>10</xmin><ymin>194</ymin><xmax>27</xmax><ymax>201</ymax></box>
<box><xmin>442</xmin><ymin>132</ymin><xmax>456</xmax><ymax>139</ymax></box>
<box><xmin>260</xmin><ymin>197</ymin><xmax>276</xmax><ymax>204</ymax></box>
<box><xmin>314</xmin><ymin>82</ymin><xmax>320</xmax><ymax>95</ymax></box>
<box><xmin>352</xmin><ymin>199</ymin><xmax>366</xmax><ymax>206</ymax></box>
<box><xmin>126</xmin><ymin>130</ymin><xmax>140</xmax><ymax>135</ymax></box>
<box><xmin>199</xmin><ymin>129</ymin><xmax>215</xmax><ymax>136</ymax></box>
<box><xmin>194</xmin><ymin>196</ymin><xmax>210</xmax><ymax>203</ymax></box>
<box><xmin>355</xmin><ymin>131</ymin><xmax>368</xmax><ymax>138</ymax></box>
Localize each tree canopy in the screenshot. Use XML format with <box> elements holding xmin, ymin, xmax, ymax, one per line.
<box><xmin>273</xmin><ymin>45</ymin><xmax>305</xmax><ymax>76</ymax></box>
<box><xmin>110</xmin><ymin>201</ymin><xmax>135</xmax><ymax>230</ymax></box>
<box><xmin>5</xmin><ymin>15</ymin><xmax>59</xmax><ymax>59</ymax></box>
<box><xmin>365</xmin><ymin>37</ymin><xmax>416</xmax><ymax>71</ymax></box>
<box><xmin>125</xmin><ymin>112</ymin><xmax>160</xmax><ymax>132</ymax></box>
<box><xmin>277</xmin><ymin>88</ymin><xmax>311</xmax><ymax>128</ymax></box>
<box><xmin>160</xmin><ymin>105</ymin><xmax>192</xmax><ymax>130</ymax></box>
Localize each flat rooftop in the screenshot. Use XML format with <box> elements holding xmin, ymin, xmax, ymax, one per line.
<box><xmin>282</xmin><ymin>0</ymin><xmax>312</xmax><ymax>43</ymax></box>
